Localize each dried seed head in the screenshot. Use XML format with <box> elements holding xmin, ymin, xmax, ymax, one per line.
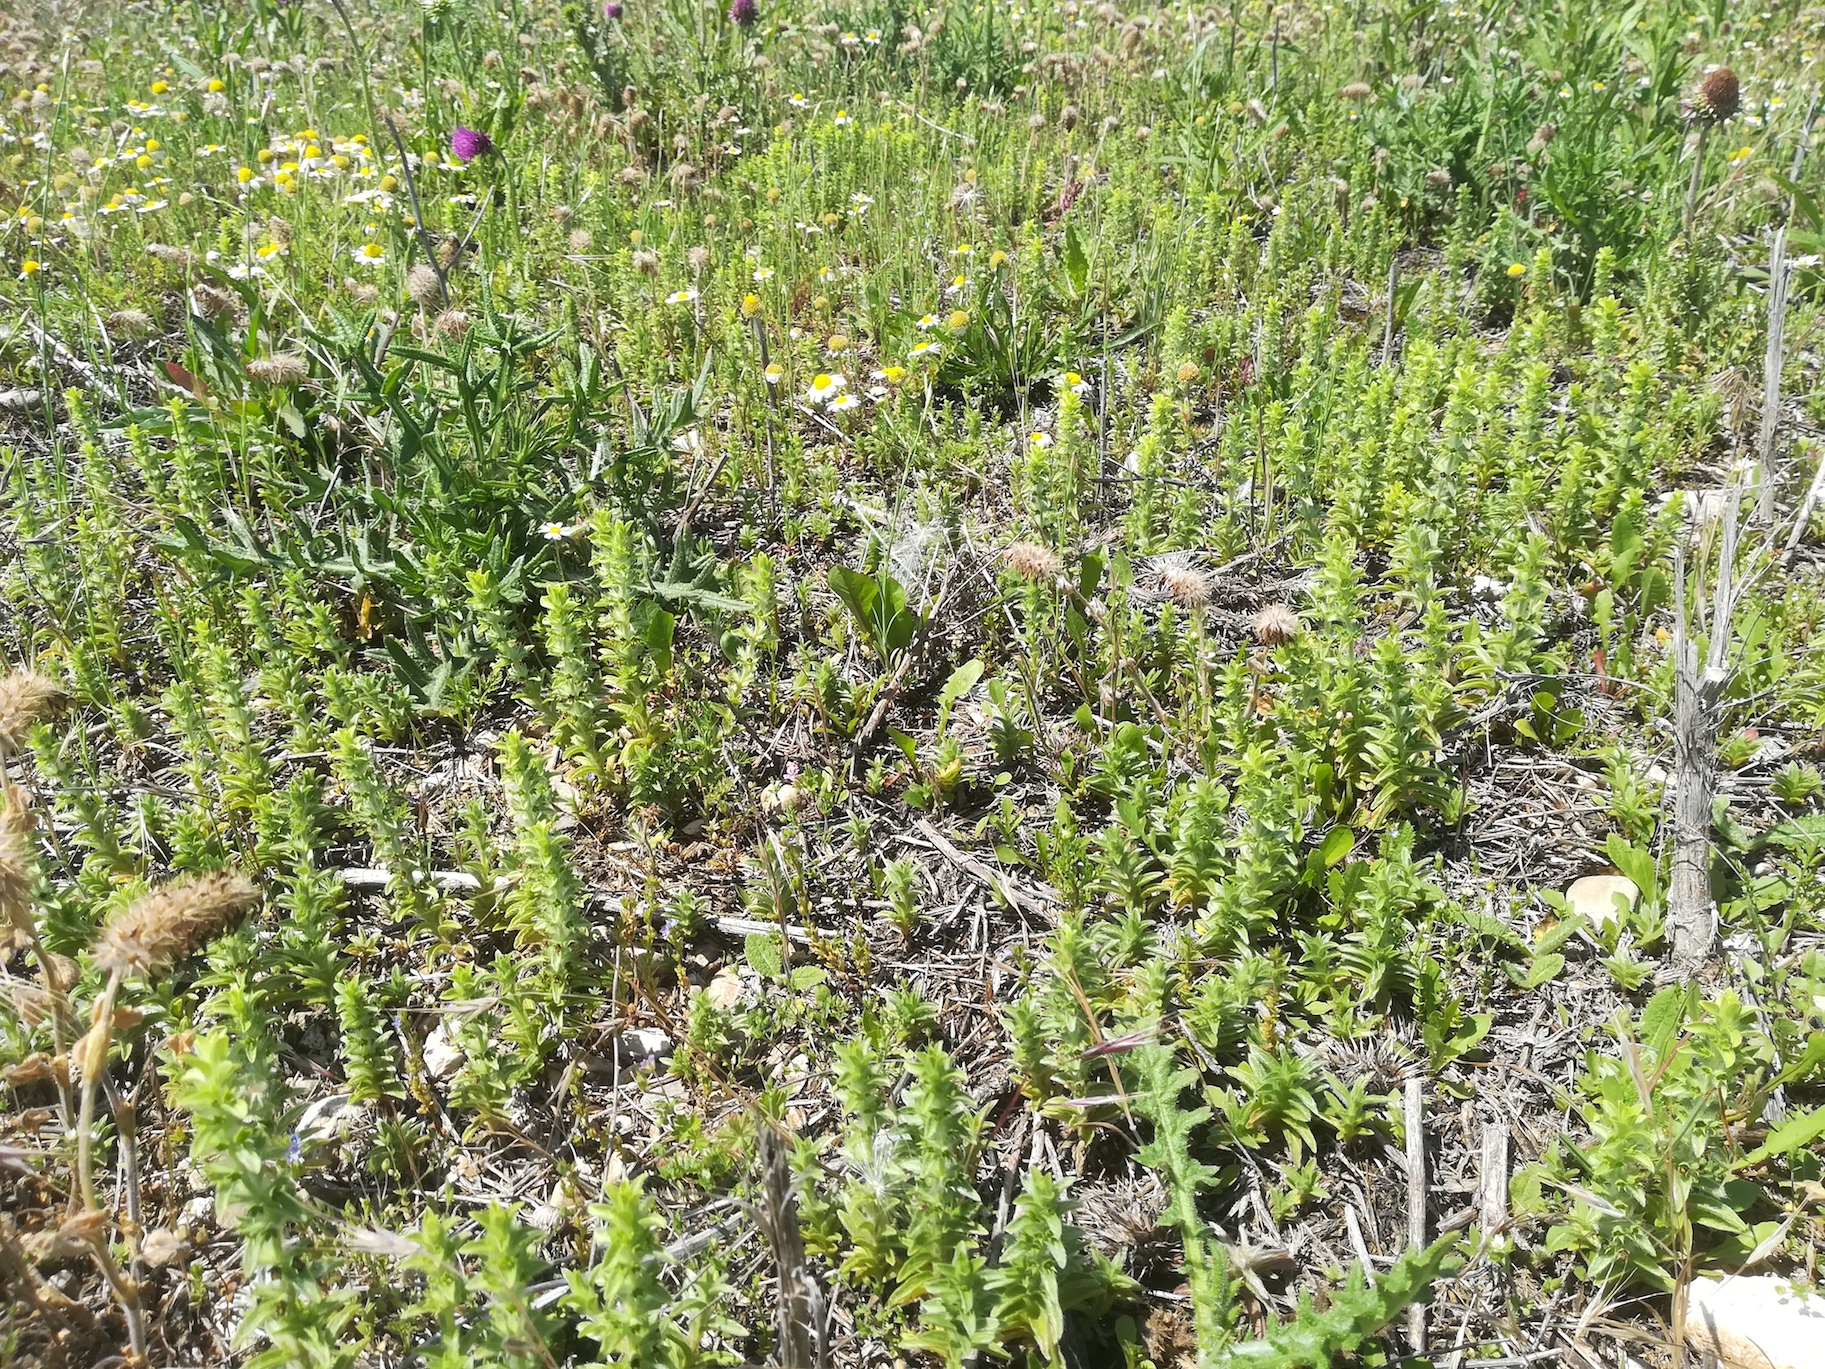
<box><xmin>433</xmin><ymin>309</ymin><xmax>471</xmax><ymax>339</ymax></box>
<box><xmin>1425</xmin><ymin>167</ymin><xmax>1453</xmax><ymax>189</ymax></box>
<box><xmin>91</xmin><ymin>871</ymin><xmax>261</xmax><ymax>982</ymax></box>
<box><xmin>266</xmin><ymin>215</ymin><xmax>292</xmax><ymax>247</ymax></box>
<box><xmin>405</xmin><ymin>263</ymin><xmax>443</xmax><ymax>309</ymax></box>
<box><xmin>345</xmin><ymin>279</ymin><xmax>380</xmax><ymax>304</ymax></box>
<box><xmin>1004</xmin><ymin>540</ymin><xmax>1062</xmax><ymax>583</ymax></box>
<box><xmin>145</xmin><ymin>242</ymin><xmax>197</xmax><ymax>269</ymax></box>
<box><xmin>1058</xmin><ymin>103</ymin><xmax>1079</xmax><ymax>130</ymax></box>
<box><xmin>106</xmin><ymin>308</ymin><xmax>155</xmax><ymax>336</ymax></box>
<box><xmin>632</xmin><ymin>249</ymin><xmax>660</xmax><ymax>275</ymax></box>
<box><xmin>245</xmin><ymin>353</ymin><xmax>309</xmax><ymax>386</ymax></box>
<box><xmin>1337</xmin><ymin>81</ymin><xmax>1372</xmax><ymax>102</ymax></box>
<box><xmin>0</xmin><ymin>785</ymin><xmax>38</xmax><ymax>938</ymax></box>
<box><xmin>1160</xmin><ymin>564</ymin><xmax>1214</xmax><ymax>610</ymax></box>
<box><xmin>568</xmin><ymin>227</ymin><xmax>593</xmax><ymax>253</ymax></box>
<box><xmin>687</xmin><ymin>245</ymin><xmax>710</xmax><ymax>274</ymax></box>
<box><xmin>0</xmin><ymin>670</ymin><xmax>66</xmax><ymax>755</ymax></box>
<box><xmin>1695</xmin><ymin>66</ymin><xmax>1739</xmax><ymax>122</ymax></box>
<box><xmin>1252</xmin><ymin>602</ymin><xmax>1301</xmax><ymax>646</ymax></box>
<box><xmin>190</xmin><ymin>283</ymin><xmax>240</xmax><ymax>324</ymax></box>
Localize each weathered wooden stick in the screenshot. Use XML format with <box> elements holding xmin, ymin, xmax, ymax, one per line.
<box><xmin>1405</xmin><ymin>1077</ymin><xmax>1427</xmax><ymax>1354</ymax></box>
<box><xmin>756</xmin><ymin>1126</ymin><xmax>817</xmax><ymax>1369</ymax></box>
<box><xmin>1755</xmin><ymin>227</ymin><xmax>1791</xmax><ymax>525</ymax></box>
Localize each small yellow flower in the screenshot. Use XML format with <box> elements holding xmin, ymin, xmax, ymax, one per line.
<box><xmin>879</xmin><ymin>365</ymin><xmax>907</xmax><ymax>384</ymax></box>
<box><xmin>1727</xmin><ymin>145</ymin><xmax>1754</xmax><ymax>163</ymax></box>
<box><xmin>741</xmin><ymin>292</ymin><xmax>763</xmax><ymax>317</ymax></box>
<box><xmin>18</xmin><ymin>259</ymin><xmax>40</xmax><ymax>278</ymax></box>
<box><xmin>1029</xmin><ymin>431</ymin><xmax>1053</xmax><ymax>449</ymax></box>
<box><xmin>237</xmin><ymin>165</ymin><xmax>254</xmax><ymax>183</ymax></box>
<box><xmin>945</xmin><ymin>309</ymin><xmax>969</xmax><ymax>332</ymax></box>
<box><xmin>988</xmin><ymin>249</ymin><xmax>1008</xmax><ymax>269</ymax></box>
<box><xmin>1506</xmin><ymin>262</ymin><xmax>1527</xmax><ymax>278</ymax></box>
<box><xmin>826</xmin><ymin>333</ymin><xmax>849</xmax><ymax>353</ymax></box>
<box><xmin>257</xmin><ymin>148</ymin><xmax>275</xmax><ymax>163</ymax></box>
<box><xmin>208</xmin><ymin>78</ymin><xmax>225</xmax><ymax>93</ymax></box>
<box><xmin>379</xmin><ymin>174</ymin><xmax>398</xmax><ymax>191</ymax></box>
<box><xmin>833</xmin><ymin>109</ymin><xmax>853</xmax><ymax>126</ymax></box>
<box><xmin>951</xmin><ymin>242</ymin><xmax>973</xmax><ymax>256</ymax></box>
<box><xmin>136</xmin><ymin>154</ymin><xmax>153</xmax><ymax>171</ymax></box>
<box><xmin>150</xmin><ymin>80</ymin><xmax>168</xmax><ymax>95</ymax></box>
<box><xmin>145</xmin><ymin>138</ymin><xmax>161</xmax><ymax>152</ymax></box>
<box><xmin>629</xmin><ymin>229</ymin><xmax>644</xmax><ymax>245</ymax></box>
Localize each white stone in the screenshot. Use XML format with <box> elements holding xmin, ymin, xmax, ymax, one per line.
<box><xmin>1686</xmin><ymin>1274</ymin><xmax>1825</xmax><ymax>1369</ymax></box>
<box><xmin>620</xmin><ymin>1027</ymin><xmax>674</xmax><ymax>1062</ymax></box>
<box><xmin>298</xmin><ymin>1093</ymin><xmax>367</xmax><ymax>1145</ymax></box>
<box><xmin>422</xmin><ymin>1024</ymin><xmax>464</xmax><ymax>1080</ymax></box>
<box><xmin>1565</xmin><ymin>874</ymin><xmax>1640</xmax><ymax>929</ymax></box>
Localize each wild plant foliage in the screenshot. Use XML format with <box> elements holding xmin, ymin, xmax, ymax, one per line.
<box><xmin>0</xmin><ymin>0</ymin><xmax>1821</xmax><ymax>1363</ymax></box>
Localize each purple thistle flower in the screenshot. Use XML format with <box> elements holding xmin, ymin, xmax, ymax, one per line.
<box><xmin>449</xmin><ymin>126</ymin><xmax>492</xmax><ymax>162</ymax></box>
<box><xmin>728</xmin><ymin>0</ymin><xmax>757</xmax><ymax>25</ymax></box>
<box><xmin>603</xmin><ymin>0</ymin><xmax>623</xmax><ymax>18</ymax></box>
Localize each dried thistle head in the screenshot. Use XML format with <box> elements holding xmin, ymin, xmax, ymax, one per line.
<box><xmin>145</xmin><ymin>242</ymin><xmax>197</xmax><ymax>269</ymax></box>
<box><xmin>0</xmin><ymin>785</ymin><xmax>39</xmax><ymax>939</ymax></box>
<box><xmin>432</xmin><ymin>309</ymin><xmax>471</xmax><ymax>339</ymax></box>
<box><xmin>0</xmin><ymin>669</ymin><xmax>67</xmax><ymax>755</ymax></box>
<box><xmin>106</xmin><ymin>308</ymin><xmax>155</xmax><ymax>336</ymax></box>
<box><xmin>90</xmin><ymin>871</ymin><xmax>261</xmax><ymax>982</ymax></box>
<box><xmin>568</xmin><ymin>227</ymin><xmax>593</xmax><ymax>254</ymax></box>
<box><xmin>245</xmin><ymin>353</ymin><xmax>309</xmax><ymax>386</ymax></box>
<box><xmin>1337</xmin><ymin>81</ymin><xmax>1372</xmax><ymax>102</ymax></box>
<box><xmin>1159</xmin><ymin>563</ymin><xmax>1214</xmax><ymax>610</ymax></box>
<box><xmin>1004</xmin><ymin>540</ymin><xmax>1062</xmax><ymax>583</ymax></box>
<box><xmin>1252</xmin><ymin>602</ymin><xmax>1301</xmax><ymax>646</ymax></box>
<box><xmin>190</xmin><ymin>283</ymin><xmax>240</xmax><ymax>324</ymax></box>
<box><xmin>1693</xmin><ymin>66</ymin><xmax>1739</xmax><ymax>123</ymax></box>
<box><xmin>405</xmin><ymin>263</ymin><xmax>443</xmax><ymax>309</ymax></box>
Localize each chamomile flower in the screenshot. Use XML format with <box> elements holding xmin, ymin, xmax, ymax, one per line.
<box><xmin>666</xmin><ymin>287</ymin><xmax>700</xmax><ymax>304</ymax></box>
<box><xmin>874</xmin><ymin>365</ymin><xmax>907</xmax><ymax>385</ymax></box>
<box><xmin>540</xmin><ymin>521</ymin><xmax>571</xmax><ymax>541</ymax></box>
<box><xmin>805</xmin><ymin>371</ymin><xmax>847</xmax><ymax>404</ymax></box>
<box><xmin>950</xmin><ymin>242</ymin><xmax>974</xmax><ymax>256</ymax></box>
<box><xmin>915</xmin><ymin>313</ymin><xmax>940</xmax><ymax>330</ymax></box>
<box><xmin>764</xmin><ymin>362</ymin><xmax>784</xmax><ymax>385</ymax></box>
<box><xmin>830</xmin><ymin>392</ymin><xmax>860</xmax><ymax>413</ymax></box>
<box><xmin>1029</xmin><ymin>431</ymin><xmax>1053</xmax><ymax>449</ymax></box>
<box><xmin>790</xmin><ymin>92</ymin><xmax>808</xmax><ymax>108</ymax></box>
<box><xmin>352</xmin><ymin>241</ymin><xmax>387</xmax><ymax>265</ymax></box>
<box><xmin>909</xmin><ymin>340</ymin><xmax>941</xmax><ymax>359</ymax></box>
<box><xmin>753</xmin><ymin>266</ymin><xmax>775</xmax><ymax>282</ymax></box>
<box><xmin>1063</xmin><ymin>370</ymin><xmax>1088</xmax><ymax>395</ymax></box>
<box><xmin>1506</xmin><ymin>262</ymin><xmax>1527</xmax><ymax>278</ymax></box>
<box><xmin>833</xmin><ymin>109</ymin><xmax>853</xmax><ymax>126</ymax></box>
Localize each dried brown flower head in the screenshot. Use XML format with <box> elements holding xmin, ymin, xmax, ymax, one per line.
<box><xmin>432</xmin><ymin>309</ymin><xmax>471</xmax><ymax>339</ymax></box>
<box><xmin>1252</xmin><ymin>602</ymin><xmax>1301</xmax><ymax>646</ymax></box>
<box><xmin>568</xmin><ymin>227</ymin><xmax>593</xmax><ymax>254</ymax></box>
<box><xmin>0</xmin><ymin>670</ymin><xmax>66</xmax><ymax>755</ymax></box>
<box><xmin>245</xmin><ymin>353</ymin><xmax>309</xmax><ymax>386</ymax></box>
<box><xmin>405</xmin><ymin>263</ymin><xmax>443</xmax><ymax>309</ymax></box>
<box><xmin>1004</xmin><ymin>541</ymin><xmax>1062</xmax><ymax>583</ymax></box>
<box><xmin>1694</xmin><ymin>66</ymin><xmax>1739</xmax><ymax>122</ymax></box>
<box><xmin>0</xmin><ymin>785</ymin><xmax>38</xmax><ymax>939</ymax></box>
<box><xmin>1337</xmin><ymin>81</ymin><xmax>1372</xmax><ymax>102</ymax></box>
<box><xmin>190</xmin><ymin>283</ymin><xmax>240</xmax><ymax>324</ymax></box>
<box><xmin>267</xmin><ymin>215</ymin><xmax>293</xmax><ymax>247</ymax></box>
<box><xmin>91</xmin><ymin>871</ymin><xmax>261</xmax><ymax>982</ymax></box>
<box><xmin>632</xmin><ymin>249</ymin><xmax>660</xmax><ymax>275</ymax></box>
<box><xmin>145</xmin><ymin>242</ymin><xmax>197</xmax><ymax>269</ymax></box>
<box><xmin>1159</xmin><ymin>563</ymin><xmax>1214</xmax><ymax>610</ymax></box>
<box><xmin>106</xmin><ymin>308</ymin><xmax>155</xmax><ymax>336</ymax></box>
